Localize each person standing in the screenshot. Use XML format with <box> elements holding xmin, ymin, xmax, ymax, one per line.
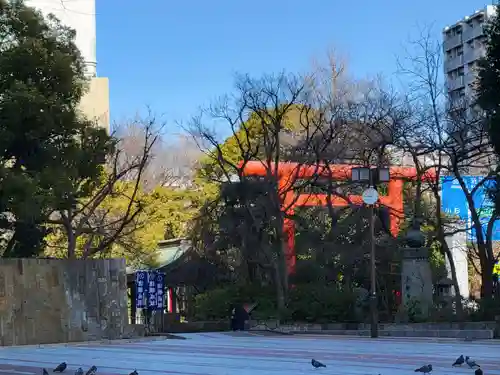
<box><xmin>230</xmin><ymin>304</ymin><xmax>249</xmax><ymax>331</ymax></box>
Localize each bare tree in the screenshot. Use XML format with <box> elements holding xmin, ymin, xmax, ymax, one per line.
<box><xmin>189</xmin><ymin>63</ymin><xmax>408</xmax><ymax>315</ymax></box>
<box><xmin>298</xmin><ymin>57</ymin><xmax>405</xmax><ymax>305</ymax></box>
<box><xmin>395</xmin><ymin>28</ymin><xmax>498</xmax><ymax>305</ymax></box>
<box><xmin>113</xmin><ymin>116</ymin><xmax>201</xmax><ymax>191</ymax></box>
<box><xmin>154</xmin><ymin>135</ymin><xmax>202</xmax><ymax>189</ymax></box>
<box><xmin>47</xmin><ymin>114</ymin><xmax>161</xmax><ymax>259</ymax></box>
<box><xmin>188</xmin><ymin>71</ymin><xmax>340</xmax><ymax>313</ymax></box>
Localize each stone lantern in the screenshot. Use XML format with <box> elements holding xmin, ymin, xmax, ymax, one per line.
<box><xmin>400</xmin><ymin>219</ymin><xmax>433</xmax><ymax>317</ymax></box>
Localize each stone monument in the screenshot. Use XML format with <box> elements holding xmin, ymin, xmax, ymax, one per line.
<box><xmin>401</xmin><ymin>219</ymin><xmax>434</xmax><ymax>317</ymax></box>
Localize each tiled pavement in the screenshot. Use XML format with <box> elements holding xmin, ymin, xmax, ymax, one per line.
<box><xmin>0</xmin><ymin>332</ymin><xmax>499</xmax><ymax>375</ymax></box>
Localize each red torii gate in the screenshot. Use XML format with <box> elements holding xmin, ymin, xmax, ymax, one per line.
<box><xmin>238</xmin><ymin>161</ymin><xmax>437</xmax><ymax>275</ymax></box>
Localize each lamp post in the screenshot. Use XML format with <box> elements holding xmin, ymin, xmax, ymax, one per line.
<box><xmin>351</xmin><ymin>166</ymin><xmax>390</xmax><ymax>339</ymax></box>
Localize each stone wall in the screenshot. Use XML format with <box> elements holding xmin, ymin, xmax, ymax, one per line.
<box><xmin>0</xmin><ymin>258</ymin><xmax>128</xmax><ymax>345</ymax></box>
<box><xmin>248</xmin><ymin>321</ymin><xmax>497</xmax><ymax>339</ymax></box>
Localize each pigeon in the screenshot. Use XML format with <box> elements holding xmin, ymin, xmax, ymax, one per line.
<box><xmin>453</xmin><ymin>355</ymin><xmax>465</xmax><ymax>366</ymax></box>
<box><xmin>85</xmin><ymin>366</ymin><xmax>97</xmax><ymax>375</ymax></box>
<box><xmin>466</xmin><ymin>357</ymin><xmax>480</xmax><ymax>369</ymax></box>
<box><xmin>414</xmin><ymin>365</ymin><xmax>433</xmax><ymax>374</ymax></box>
<box><xmin>53</xmin><ymin>363</ymin><xmax>67</xmax><ymax>373</ymax></box>
<box><xmin>475</xmin><ymin>368</ymin><xmax>483</xmax><ymax>375</ymax></box>
<box><xmin>75</xmin><ymin>368</ymin><xmax>84</xmax><ymax>375</ymax></box>
<box><xmin>129</xmin><ymin>371</ymin><xmax>138</xmax><ymax>375</ymax></box>
<box><xmin>311</xmin><ymin>359</ymin><xmax>326</xmax><ymax>368</ymax></box>
<box><xmin>43</xmin><ymin>370</ymin><xmax>49</xmax><ymax>375</ymax></box>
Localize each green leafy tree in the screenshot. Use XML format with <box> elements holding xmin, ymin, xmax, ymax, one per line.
<box><xmin>478</xmin><ymin>8</ymin><xmax>500</xmax><ymax>154</ymax></box>
<box><xmin>477</xmin><ymin>9</ymin><xmax>500</xmax><ymax>242</ymax></box>
<box><xmin>121</xmin><ymin>185</ymin><xmax>208</xmax><ymax>256</ymax></box>
<box><xmin>0</xmin><ymin>0</ymin><xmax>111</xmax><ymax>257</ymax></box>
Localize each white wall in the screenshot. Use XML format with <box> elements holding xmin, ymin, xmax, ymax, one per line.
<box><xmin>445</xmin><ymin>223</ymin><xmax>470</xmax><ymax>298</ymax></box>
<box><xmin>26</xmin><ymin>0</ymin><xmax>97</xmax><ymax>77</ymax></box>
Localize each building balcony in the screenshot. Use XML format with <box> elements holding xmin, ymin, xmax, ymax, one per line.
<box><xmin>463</xmin><ymin>48</ymin><xmax>485</xmax><ymax>64</ymax></box>
<box><xmin>444</xmin><ymin>55</ymin><xmax>464</xmax><ymax>72</ymax></box>
<box><xmin>464</xmin><ymin>72</ymin><xmax>476</xmax><ymax>88</ymax></box>
<box><xmin>463</xmin><ymin>25</ymin><xmax>485</xmax><ymax>42</ymax></box>
<box><xmin>443</xmin><ymin>33</ymin><xmax>463</xmax><ymax>52</ymax></box>
<box><xmin>446</xmin><ymin>76</ymin><xmax>465</xmax><ymax>91</ymax></box>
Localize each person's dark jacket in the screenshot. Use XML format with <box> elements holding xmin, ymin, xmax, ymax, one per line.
<box><xmin>230</xmin><ymin>304</ymin><xmax>249</xmax><ymax>331</ymax></box>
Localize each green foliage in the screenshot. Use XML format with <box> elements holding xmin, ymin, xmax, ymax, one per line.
<box><xmin>191</xmin><ymin>177</ymin><xmax>283</xmax><ymax>288</ymax></box>
<box><xmin>478</xmin><ymin>10</ymin><xmax>500</xmax><ymax>155</ymax></box>
<box><xmin>191</xmin><ymin>284</ymin><xmax>359</xmax><ymax>323</ymax></box>
<box><xmin>403</xmin><ymin>298</ymin><xmax>426</xmax><ymax>323</ymax></box>
<box><xmin>428</xmin><ymin>243</ymin><xmax>446</xmax><ymax>281</ymax></box>
<box><xmin>2</xmin><ymin>221</ymin><xmax>49</xmax><ymax>258</ymax></box>
<box><xmin>197</xmin><ymin>104</ymin><xmax>308</xmax><ymax>182</ymax></box>
<box><xmin>477</xmin><ymin>6</ymin><xmax>500</xmax><ymax>219</ymax></box>
<box><xmin>286</xmin><ymin>284</ymin><xmax>358</xmax><ymax>323</ymax></box>
<box><xmin>0</xmin><ymin>0</ymin><xmax>111</xmax><ymax>256</ymax></box>
<box><xmin>192</xmin><ymin>284</ymin><xmax>277</xmax><ymax>321</ymax></box>
<box><xmin>44</xmin><ymin>181</ymin><xmax>209</xmax><ymax>263</ymax></box>
<box><xmin>125</xmin><ymin>185</ymin><xmax>208</xmax><ymax>254</ymax></box>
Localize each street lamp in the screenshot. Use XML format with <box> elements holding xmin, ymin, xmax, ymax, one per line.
<box><xmin>351</xmin><ymin>166</ymin><xmax>390</xmax><ymax>339</ymax></box>
<box><xmin>351</xmin><ymin>167</ymin><xmax>390</xmax><ymax>185</ymax></box>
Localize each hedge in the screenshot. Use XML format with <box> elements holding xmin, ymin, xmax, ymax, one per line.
<box><xmin>191</xmin><ymin>283</ymin><xmax>360</xmax><ymax>323</ymax></box>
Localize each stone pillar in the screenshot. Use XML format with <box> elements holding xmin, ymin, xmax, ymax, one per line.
<box><xmin>400</xmin><ymin>219</ymin><xmax>434</xmax><ymax>318</ymax></box>
<box><xmin>401</xmin><ymin>247</ymin><xmax>434</xmax><ymax>316</ymax></box>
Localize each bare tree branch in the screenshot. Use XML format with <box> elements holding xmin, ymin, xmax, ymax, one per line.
<box><xmin>47</xmin><ymin>111</ymin><xmax>163</xmax><ymax>259</ymax></box>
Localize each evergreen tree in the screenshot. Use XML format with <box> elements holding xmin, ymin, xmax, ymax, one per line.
<box><xmin>477</xmin><ymin>4</ymin><xmax>500</xmax><ymax>154</ymax></box>
<box><xmin>0</xmin><ymin>0</ymin><xmax>111</xmax><ymax>257</ymax></box>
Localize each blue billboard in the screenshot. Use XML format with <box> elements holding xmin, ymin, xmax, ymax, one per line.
<box><xmin>441</xmin><ymin>176</ymin><xmax>500</xmax><ymax>241</ymax></box>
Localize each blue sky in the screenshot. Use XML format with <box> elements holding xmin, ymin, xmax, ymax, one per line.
<box><xmin>97</xmin><ymin>0</ymin><xmax>489</xmax><ymax>128</ymax></box>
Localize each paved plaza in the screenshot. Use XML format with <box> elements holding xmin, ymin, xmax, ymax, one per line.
<box><xmin>0</xmin><ymin>332</ymin><xmax>499</xmax><ymax>375</ymax></box>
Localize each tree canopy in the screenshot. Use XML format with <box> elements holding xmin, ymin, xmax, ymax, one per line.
<box><xmin>478</xmin><ymin>9</ymin><xmax>500</xmax><ymax>154</ymax></box>
<box><xmin>0</xmin><ymin>0</ymin><xmax>111</xmax><ymax>257</ymax></box>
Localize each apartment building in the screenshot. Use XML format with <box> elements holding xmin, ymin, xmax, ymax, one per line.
<box><xmin>443</xmin><ymin>5</ymin><xmax>496</xmax><ymax>103</ymax></box>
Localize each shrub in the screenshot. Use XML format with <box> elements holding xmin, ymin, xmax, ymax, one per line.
<box><xmin>466</xmin><ymin>297</ymin><xmax>500</xmax><ymax>321</ymax></box>
<box><xmin>288</xmin><ymin>284</ymin><xmax>358</xmax><ymax>323</ymax></box>
<box><xmin>191</xmin><ymin>284</ymin><xmax>276</xmax><ymax>321</ymax></box>
<box><xmin>191</xmin><ymin>283</ymin><xmax>359</xmax><ymax>323</ymax></box>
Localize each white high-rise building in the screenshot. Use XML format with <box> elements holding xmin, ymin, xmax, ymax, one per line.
<box><xmin>443</xmin><ymin>5</ymin><xmax>497</xmax><ymax>103</ymax></box>
<box><xmin>26</xmin><ymin>0</ymin><xmax>110</xmax><ymax>132</ymax></box>
<box><xmin>27</xmin><ymin>0</ymin><xmax>97</xmax><ymax>77</ymax></box>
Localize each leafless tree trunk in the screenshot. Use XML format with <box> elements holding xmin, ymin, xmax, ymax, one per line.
<box><xmin>394</xmin><ymin>30</ymin><xmax>464</xmax><ymax>316</ymax></box>
<box><xmin>188</xmin><ymin>71</ymin><xmax>346</xmax><ymax>315</ymax></box>
<box><xmin>47</xmin><ymin>113</ymin><xmax>162</xmax><ymax>259</ymax></box>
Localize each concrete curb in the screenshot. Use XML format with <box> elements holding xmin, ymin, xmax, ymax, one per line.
<box><xmin>280</xmin><ymin>329</ymin><xmax>494</xmax><ymax>339</ymax></box>
<box><xmin>285</xmin><ymin>334</ymin><xmax>500</xmax><ymax>343</ymax></box>
<box><xmin>241</xmin><ymin>329</ymin><xmax>293</xmax><ymax>336</ymax></box>
<box><xmin>0</xmin><ymin>336</ymin><xmax>179</xmax><ymax>349</ymax></box>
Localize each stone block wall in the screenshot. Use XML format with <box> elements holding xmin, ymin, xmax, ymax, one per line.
<box><xmin>0</xmin><ymin>258</ymin><xmax>128</xmax><ymax>346</ymax></box>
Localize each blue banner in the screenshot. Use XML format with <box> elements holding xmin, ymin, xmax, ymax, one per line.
<box><xmin>135</xmin><ymin>271</ymin><xmax>148</xmax><ymax>308</ymax></box>
<box><xmin>147</xmin><ymin>271</ymin><xmax>158</xmax><ymax>309</ymax></box>
<box><xmin>441</xmin><ymin>176</ymin><xmax>500</xmax><ymax>241</ymax></box>
<box><xmin>156</xmin><ymin>272</ymin><xmax>165</xmax><ymax>310</ymax></box>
